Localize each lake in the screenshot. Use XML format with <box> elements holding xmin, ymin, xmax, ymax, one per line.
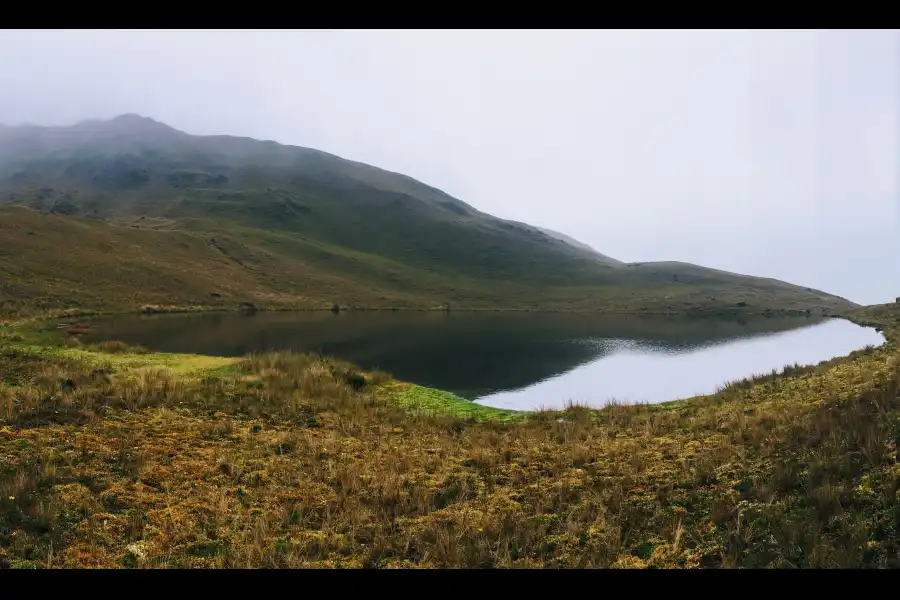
<box><xmin>79</xmin><ymin>312</ymin><xmax>885</xmax><ymax>411</ymax></box>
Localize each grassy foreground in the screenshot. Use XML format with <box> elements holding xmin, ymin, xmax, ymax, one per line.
<box><xmin>1</xmin><ymin>304</ymin><xmax>899</xmax><ymax>568</ymax></box>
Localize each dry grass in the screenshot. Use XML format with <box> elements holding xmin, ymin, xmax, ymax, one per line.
<box><xmin>0</xmin><ymin>305</ymin><xmax>898</xmax><ymax>568</ymax></box>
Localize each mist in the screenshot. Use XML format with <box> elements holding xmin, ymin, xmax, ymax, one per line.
<box><xmin>0</xmin><ymin>29</ymin><xmax>896</xmax><ymax>304</ymax></box>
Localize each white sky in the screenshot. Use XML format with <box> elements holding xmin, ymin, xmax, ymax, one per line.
<box><xmin>1</xmin><ymin>29</ymin><xmax>897</xmax><ymax>304</ymax></box>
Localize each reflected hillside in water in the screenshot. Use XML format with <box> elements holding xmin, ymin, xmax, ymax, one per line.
<box><xmin>80</xmin><ymin>312</ymin><xmax>828</xmax><ymax>399</ymax></box>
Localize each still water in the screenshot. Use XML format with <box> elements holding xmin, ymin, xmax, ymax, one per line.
<box><xmin>80</xmin><ymin>312</ymin><xmax>884</xmax><ymax>410</ymax></box>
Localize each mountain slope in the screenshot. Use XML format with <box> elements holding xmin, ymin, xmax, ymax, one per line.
<box><xmin>0</xmin><ymin>115</ymin><xmax>856</xmax><ymax>316</ymax></box>
<box><xmin>533</xmin><ymin>225</ymin><xmax>622</xmax><ymax>264</ymax></box>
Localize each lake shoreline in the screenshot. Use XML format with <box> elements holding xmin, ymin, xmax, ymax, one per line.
<box><xmin>2</xmin><ymin>300</ymin><xmax>852</xmax><ymax>328</ymax></box>
<box><xmin>2</xmin><ymin>305</ymin><xmax>891</xmax><ymax>417</ymax></box>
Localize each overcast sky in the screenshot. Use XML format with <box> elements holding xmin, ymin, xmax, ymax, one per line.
<box><xmin>1</xmin><ymin>29</ymin><xmax>897</xmax><ymax>304</ymax></box>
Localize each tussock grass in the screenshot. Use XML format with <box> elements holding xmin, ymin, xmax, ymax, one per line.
<box><xmin>0</xmin><ymin>305</ymin><xmax>898</xmax><ymax>568</ymax></box>
<box><xmin>84</xmin><ymin>340</ymin><xmax>149</xmax><ymax>355</ymax></box>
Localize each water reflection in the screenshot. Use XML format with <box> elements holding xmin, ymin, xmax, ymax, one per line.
<box><xmin>79</xmin><ymin>311</ymin><xmax>882</xmax><ymax>408</ymax></box>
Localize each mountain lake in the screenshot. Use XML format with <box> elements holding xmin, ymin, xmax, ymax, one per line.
<box><xmin>78</xmin><ymin>311</ymin><xmax>885</xmax><ymax>411</ymax></box>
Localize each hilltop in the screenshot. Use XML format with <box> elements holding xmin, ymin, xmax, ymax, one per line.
<box><xmin>0</xmin><ymin>115</ymin><xmax>854</xmax><ymax>317</ymax></box>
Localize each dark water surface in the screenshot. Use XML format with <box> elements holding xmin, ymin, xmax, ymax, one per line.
<box><xmin>80</xmin><ymin>312</ymin><xmax>885</xmax><ymax>410</ymax></box>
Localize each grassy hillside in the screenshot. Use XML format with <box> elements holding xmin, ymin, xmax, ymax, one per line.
<box><xmin>0</xmin><ymin>115</ymin><xmax>622</xmax><ymax>283</ymax></box>
<box><xmin>0</xmin><ymin>206</ymin><xmax>853</xmax><ymax>319</ymax></box>
<box><xmin>0</xmin><ymin>303</ymin><xmax>897</xmax><ymax>568</ymax></box>
<box><xmin>0</xmin><ymin>115</ymin><xmax>854</xmax><ymax>317</ymax></box>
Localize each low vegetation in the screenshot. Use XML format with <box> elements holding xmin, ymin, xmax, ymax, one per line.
<box><xmin>1</xmin><ymin>304</ymin><xmax>898</xmax><ymax>568</ymax></box>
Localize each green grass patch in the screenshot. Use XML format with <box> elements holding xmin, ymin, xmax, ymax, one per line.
<box><xmin>384</xmin><ymin>383</ymin><xmax>523</xmax><ymax>422</ymax></box>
